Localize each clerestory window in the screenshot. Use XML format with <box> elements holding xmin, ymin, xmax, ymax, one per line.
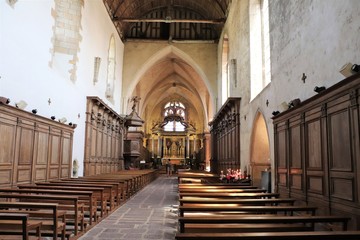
<box><xmin>163</xmin><ymin>101</ymin><xmax>186</xmax><ymax>132</ymax></box>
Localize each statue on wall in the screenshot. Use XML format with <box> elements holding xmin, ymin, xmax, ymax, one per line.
<box><xmin>166</xmin><ymin>139</ymin><xmax>172</xmax><ymax>155</ymax></box>
<box><xmin>131</xmin><ymin>96</ymin><xmax>141</xmax><ymax>112</ymax></box>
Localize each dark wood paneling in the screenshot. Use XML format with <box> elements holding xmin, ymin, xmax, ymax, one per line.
<box><xmin>84</xmin><ymin>96</ymin><xmax>125</xmax><ymax>176</ymax></box>
<box><xmin>273</xmin><ymin>73</ymin><xmax>360</xmax><ymax>229</ymax></box>
<box><xmin>209</xmin><ymin>98</ymin><xmax>241</xmax><ymax>174</ymax></box>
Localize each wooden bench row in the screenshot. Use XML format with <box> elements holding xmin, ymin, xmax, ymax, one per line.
<box><xmin>0</xmin><ymin>169</ymin><xmax>157</xmax><ymax>239</ymax></box>
<box><xmin>175</xmin><ymin>171</ymin><xmax>360</xmax><ymax>240</ymax></box>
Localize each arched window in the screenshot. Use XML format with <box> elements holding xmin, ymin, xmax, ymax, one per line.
<box><xmin>163</xmin><ymin>101</ymin><xmax>186</xmax><ymax>132</ymax></box>
<box><xmin>250</xmin><ymin>0</ymin><xmax>271</xmax><ymax>100</ymax></box>
<box><xmin>106</xmin><ymin>34</ymin><xmax>116</xmax><ymax>99</ymax></box>
<box><xmin>221</xmin><ymin>35</ymin><xmax>229</xmax><ymax>105</ymax></box>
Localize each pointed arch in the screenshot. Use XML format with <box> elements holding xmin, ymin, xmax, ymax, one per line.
<box><xmin>124</xmin><ymin>45</ymin><xmax>215</xmax><ymax>116</ymax></box>
<box><xmin>221</xmin><ymin>34</ymin><xmax>229</xmax><ymax>105</ymax></box>
<box><xmin>250</xmin><ymin>0</ymin><xmax>271</xmax><ymax>100</ymax></box>
<box><xmin>249</xmin><ymin>110</ymin><xmax>271</xmax><ymax>187</ymax></box>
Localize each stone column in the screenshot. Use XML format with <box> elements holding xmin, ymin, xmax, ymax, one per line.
<box><xmin>186</xmin><ymin>135</ymin><xmax>190</xmax><ymax>159</ymax></box>
<box><xmin>151</xmin><ymin>135</ymin><xmax>154</xmax><ymax>158</ymax></box>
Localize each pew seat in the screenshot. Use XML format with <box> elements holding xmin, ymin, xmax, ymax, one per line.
<box><xmin>0</xmin><ymin>213</ymin><xmax>42</xmax><ymax>240</ymax></box>
<box><xmin>179</xmin><ymin>197</ymin><xmax>296</xmax><ymax>206</ymax></box>
<box><xmin>178</xmin><ymin>215</ymin><xmax>350</xmax><ymax>233</ymax></box>
<box><xmin>178</xmin><ymin>205</ymin><xmax>317</xmax><ymax>217</ymax></box>
<box><xmin>175</xmin><ymin>231</ymin><xmax>360</xmax><ymax>239</ymax></box>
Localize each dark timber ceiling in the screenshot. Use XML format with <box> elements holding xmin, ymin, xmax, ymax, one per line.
<box><xmin>103</xmin><ymin>0</ymin><xmax>230</xmax><ymax>41</ymax></box>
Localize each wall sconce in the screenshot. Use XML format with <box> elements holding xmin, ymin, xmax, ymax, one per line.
<box><xmin>314</xmin><ymin>86</ymin><xmax>326</xmax><ymax>93</ymax></box>
<box><xmin>352</xmin><ymin>64</ymin><xmax>360</xmax><ymax>73</ymax></box>
<box><xmin>288</xmin><ymin>98</ymin><xmax>301</xmax><ymax>108</ymax></box>
<box><xmin>58</xmin><ymin>117</ymin><xmax>67</xmax><ymax>124</ymax></box>
<box><xmin>272</xmin><ymin>111</ymin><xmax>280</xmax><ymax>116</ymax></box>
<box><xmin>0</xmin><ymin>96</ymin><xmax>10</xmax><ymax>104</ymax></box>
<box><xmin>15</xmin><ymin>100</ymin><xmax>27</xmax><ymax>110</ymax></box>
<box><xmin>340</xmin><ymin>63</ymin><xmax>360</xmax><ymax>77</ymax></box>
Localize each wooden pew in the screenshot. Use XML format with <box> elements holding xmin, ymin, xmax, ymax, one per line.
<box><xmin>175</xmin><ymin>231</ymin><xmax>360</xmax><ymax>239</ymax></box>
<box><xmin>86</xmin><ymin>170</ymin><xmax>154</xmax><ymax>198</ymax></box>
<box><xmin>0</xmin><ymin>202</ymin><xmax>66</xmax><ymax>240</ymax></box>
<box><xmin>68</xmin><ymin>177</ymin><xmax>128</xmax><ymax>203</ymax></box>
<box><xmin>0</xmin><ymin>188</ymin><xmax>96</xmax><ymax>226</ymax></box>
<box><xmin>178</xmin><ymin>205</ymin><xmax>317</xmax><ymax>217</ymax></box>
<box><xmin>178</xmin><ymin>215</ymin><xmax>350</xmax><ymax>233</ymax></box>
<box><xmin>36</xmin><ymin>182</ymin><xmax>112</xmax><ymax>216</ymax></box>
<box><xmin>0</xmin><ymin>213</ymin><xmax>42</xmax><ymax>240</ymax></box>
<box><xmin>49</xmin><ymin>180</ymin><xmax>118</xmax><ymax>211</ymax></box>
<box><xmin>22</xmin><ymin>184</ymin><xmax>105</xmax><ymax>219</ymax></box>
<box><xmin>179</xmin><ymin>188</ymin><xmax>267</xmax><ymax>193</ymax></box>
<box><xmin>0</xmin><ymin>193</ymin><xmax>84</xmax><ymax>236</ymax></box>
<box><xmin>179</xmin><ymin>184</ymin><xmax>258</xmax><ymax>189</ymax></box>
<box><xmin>179</xmin><ymin>197</ymin><xmax>296</xmax><ymax>206</ymax></box>
<box><xmin>179</xmin><ymin>192</ymin><xmax>280</xmax><ymax>199</ymax></box>
<box><xmin>79</xmin><ymin>175</ymin><xmax>132</xmax><ymax>201</ymax></box>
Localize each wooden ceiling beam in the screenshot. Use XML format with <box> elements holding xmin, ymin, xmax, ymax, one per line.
<box><xmin>112</xmin><ymin>17</ymin><xmax>225</xmax><ymax>24</ymax></box>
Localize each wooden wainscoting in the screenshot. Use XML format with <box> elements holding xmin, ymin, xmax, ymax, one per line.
<box><xmin>83</xmin><ymin>96</ymin><xmax>125</xmax><ymax>176</ymax></box>
<box><xmin>273</xmin><ymin>73</ymin><xmax>360</xmax><ymax>229</ymax></box>
<box><xmin>0</xmin><ymin>101</ymin><xmax>75</xmax><ymax>188</ymax></box>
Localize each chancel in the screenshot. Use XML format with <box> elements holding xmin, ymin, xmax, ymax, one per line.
<box><xmin>1</xmin><ymin>1</ymin><xmax>360</xmax><ymax>239</ymax></box>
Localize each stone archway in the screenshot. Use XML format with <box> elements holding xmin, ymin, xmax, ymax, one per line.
<box><xmin>250</xmin><ymin>111</ymin><xmax>271</xmax><ymax>188</ymax></box>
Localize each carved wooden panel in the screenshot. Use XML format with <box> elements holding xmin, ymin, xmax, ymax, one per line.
<box><xmin>308</xmin><ymin>176</ymin><xmax>323</xmax><ymax>194</ymax></box>
<box><xmin>273</xmin><ymin>74</ymin><xmax>360</xmax><ymax>229</ymax></box>
<box><xmin>306</xmin><ymin>120</ymin><xmax>322</xmax><ymax>169</ymax></box>
<box><xmin>328</xmin><ymin>110</ymin><xmax>352</xmax><ymax>171</ymax></box>
<box><xmin>84</xmin><ymin>96</ymin><xmax>125</xmax><ymax>176</ymax></box>
<box><xmin>209</xmin><ymin>98</ymin><xmax>241</xmax><ymax>174</ymax></box>
<box><xmin>0</xmin><ymin>102</ymin><xmax>75</xmax><ymax>187</ymax></box>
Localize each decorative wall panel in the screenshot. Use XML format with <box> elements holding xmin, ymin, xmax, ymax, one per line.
<box><xmin>273</xmin><ymin>74</ymin><xmax>360</xmax><ymax>229</ymax></box>
<box><xmin>0</xmin><ymin>102</ymin><xmax>75</xmax><ymax>188</ymax></box>
<box><xmin>84</xmin><ymin>96</ymin><xmax>125</xmax><ymax>176</ymax></box>
<box><xmin>209</xmin><ymin>98</ymin><xmax>241</xmax><ymax>174</ymax></box>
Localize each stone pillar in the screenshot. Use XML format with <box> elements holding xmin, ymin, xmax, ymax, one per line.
<box><xmin>151</xmin><ymin>135</ymin><xmax>154</xmax><ymax>158</ymax></box>
<box><xmin>186</xmin><ymin>135</ymin><xmax>190</xmax><ymax>159</ymax></box>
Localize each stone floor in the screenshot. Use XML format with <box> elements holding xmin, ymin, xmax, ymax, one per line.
<box><xmin>79</xmin><ymin>175</ymin><xmax>179</xmax><ymax>240</ymax></box>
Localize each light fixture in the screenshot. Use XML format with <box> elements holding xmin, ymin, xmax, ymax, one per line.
<box><xmin>288</xmin><ymin>98</ymin><xmax>301</xmax><ymax>108</ymax></box>
<box><xmin>340</xmin><ymin>63</ymin><xmax>360</xmax><ymax>77</ymax></box>
<box><xmin>352</xmin><ymin>64</ymin><xmax>360</xmax><ymax>73</ymax></box>
<box><xmin>272</xmin><ymin>111</ymin><xmax>280</xmax><ymax>116</ymax></box>
<box><xmin>0</xmin><ymin>96</ymin><xmax>10</xmax><ymax>104</ymax></box>
<box><xmin>15</xmin><ymin>100</ymin><xmax>27</xmax><ymax>110</ymax></box>
<box><xmin>59</xmin><ymin>117</ymin><xmax>67</xmax><ymax>124</ymax></box>
<box><xmin>314</xmin><ymin>86</ymin><xmax>326</xmax><ymax>93</ymax></box>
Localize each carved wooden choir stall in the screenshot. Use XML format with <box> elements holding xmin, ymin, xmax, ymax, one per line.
<box><xmin>273</xmin><ymin>73</ymin><xmax>360</xmax><ymax>229</ymax></box>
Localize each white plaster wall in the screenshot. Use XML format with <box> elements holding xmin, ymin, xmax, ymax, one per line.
<box><xmin>220</xmin><ymin>0</ymin><xmax>360</xmax><ymax>185</ymax></box>
<box><xmin>0</xmin><ymin>0</ymin><xmax>124</xmax><ymax>176</ymax></box>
